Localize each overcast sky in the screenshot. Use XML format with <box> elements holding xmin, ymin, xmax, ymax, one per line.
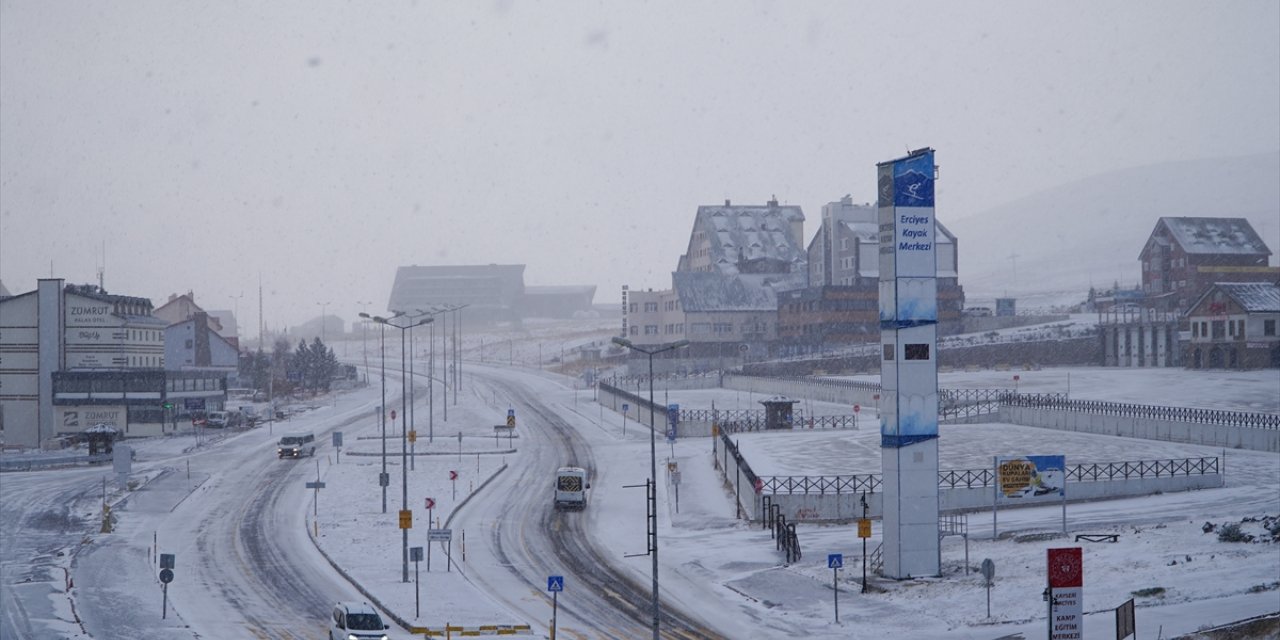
<box><xmin>2</xmin><ymin>1</ymin><xmax>1278</xmax><ymax>337</ymax></box>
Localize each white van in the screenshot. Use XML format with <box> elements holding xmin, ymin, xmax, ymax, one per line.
<box><xmin>329</xmin><ymin>601</ymin><xmax>389</xmax><ymax>640</ymax></box>
<box><xmin>554</xmin><ymin>467</ymin><xmax>589</xmax><ymax>511</ymax></box>
<box><xmin>277</xmin><ymin>432</ymin><xmax>316</xmax><ymax>458</ymax></box>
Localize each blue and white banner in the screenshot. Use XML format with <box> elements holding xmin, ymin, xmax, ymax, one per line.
<box><xmin>878</xmin><ymin>148</ymin><xmax>939</xmax><ymax>448</ymax></box>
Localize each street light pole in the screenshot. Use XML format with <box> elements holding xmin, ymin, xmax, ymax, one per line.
<box><xmin>611</xmin><ymin>336</ymin><xmax>689</xmax><ymax>640</ymax></box>
<box><xmin>356</xmin><ymin>301</ymin><xmax>372</xmax><ymax>384</ymax></box>
<box><xmin>316</xmin><ymin>301</ymin><xmax>330</xmax><ymax>343</ymax></box>
<box><xmin>367</xmin><ymin>313</ymin><xmax>431</xmax><ymax>584</ymax></box>
<box><xmin>359</xmin><ymin>312</ymin><xmax>388</xmax><ymax>514</ymax></box>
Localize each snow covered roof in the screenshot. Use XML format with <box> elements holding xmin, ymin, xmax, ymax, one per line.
<box><xmin>689</xmin><ymin>201</ymin><xmax>806</xmax><ymax>276</ymax></box>
<box><xmin>1191</xmin><ymin>282</ymin><xmax>1280</xmax><ymax>314</ymax></box>
<box><xmin>1153</xmin><ymin>217</ymin><xmax>1272</xmax><ymax>256</ymax></box>
<box><xmin>673</xmin><ymin>272</ymin><xmax>779</xmax><ymax>312</ymax></box>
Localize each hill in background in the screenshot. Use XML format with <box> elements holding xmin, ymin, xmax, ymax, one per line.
<box><xmin>947</xmin><ymin>151</ymin><xmax>1280</xmax><ymax>310</ymax></box>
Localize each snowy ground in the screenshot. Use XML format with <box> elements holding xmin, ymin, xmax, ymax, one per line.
<box><xmin>4</xmin><ymin>342</ymin><xmax>1277</xmax><ymax>639</ymax></box>
<box><xmin>296</xmin><ymin>363</ymin><xmax>1278</xmax><ymax>639</ymax></box>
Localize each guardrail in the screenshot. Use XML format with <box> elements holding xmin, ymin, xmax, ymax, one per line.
<box><xmin>0</xmin><ymin>453</ymin><xmax>112</xmax><ymax>472</ymax></box>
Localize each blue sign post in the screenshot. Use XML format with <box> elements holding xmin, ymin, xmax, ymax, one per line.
<box><xmin>828</xmin><ymin>553</ymin><xmax>843</xmax><ymax>622</ymax></box>
<box><xmin>547</xmin><ymin>575</ymin><xmax>564</xmax><ymax>639</ymax></box>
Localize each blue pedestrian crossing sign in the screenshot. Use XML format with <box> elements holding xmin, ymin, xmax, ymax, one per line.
<box><xmin>828</xmin><ymin>553</ymin><xmax>843</xmax><ymax>569</ymax></box>
<box><xmin>547</xmin><ymin>575</ymin><xmax>564</xmax><ymax>592</ymax></box>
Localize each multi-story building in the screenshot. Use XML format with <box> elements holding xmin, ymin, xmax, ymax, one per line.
<box><xmin>0</xmin><ymin>280</ymin><xmax>192</xmax><ymax>447</ymax></box>
<box><xmin>1139</xmin><ymin>217</ymin><xmax>1276</xmax><ymax>314</ymax></box>
<box><xmin>778</xmin><ymin>196</ymin><xmax>963</xmax><ymax>356</ymax></box>
<box><xmin>165</xmin><ymin>311</ymin><xmax>241</xmax><ymax>386</ymax></box>
<box><xmin>387</xmin><ymin>265</ymin><xmax>597</xmax><ymax>325</ymax></box>
<box><xmin>1185</xmin><ymin>282</ymin><xmax>1280</xmax><ymax>369</ymax></box>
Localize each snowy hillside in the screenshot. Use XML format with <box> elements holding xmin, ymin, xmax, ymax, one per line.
<box><xmin>947</xmin><ymin>151</ymin><xmax>1280</xmax><ymax>309</ymax></box>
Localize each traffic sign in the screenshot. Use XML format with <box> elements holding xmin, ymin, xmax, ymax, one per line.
<box><xmin>622</xmin><ymin>403</ymin><xmax>629</xmax><ymax>413</ymax></box>
<box><xmin>506</xmin><ymin>415</ymin><xmax>515</xmax><ymax>427</ymax></box>
<box><xmin>424</xmin><ymin>497</ymin><xmax>436</xmax><ymax>510</ymax></box>
<box><xmin>305</xmin><ymin>481</ymin><xmax>326</xmax><ymax>489</ymax></box>
<box><xmin>332</xmin><ymin>431</ymin><xmax>343</xmax><ymax>447</ymax></box>
<box><xmin>159</xmin><ymin>568</ymin><xmax>174</xmax><ymax>584</ymax></box>
<box><xmin>981</xmin><ymin>558</ymin><xmax>995</xmax><ymax>582</ymax></box>
<box><xmin>828</xmin><ymin>554</ymin><xmax>843</xmax><ymax>569</ymax></box>
<box><xmin>399</xmin><ymin>510</ymin><xmax>412</xmax><ymax>529</ymax></box>
<box><xmin>547</xmin><ymin>575</ymin><xmax>564</xmax><ymax>592</ymax></box>
<box><xmin>858</xmin><ymin>519</ymin><xmax>871</xmax><ymax>538</ymax></box>
<box><xmin>428</xmin><ymin>528</ymin><xmax>452</xmax><ymax>542</ymax></box>
<box><xmin>449</xmin><ymin>470</ymin><xmax>458</xmax><ymax>481</ymax></box>
<box><xmin>159</xmin><ymin>553</ymin><xmax>175</xmax><ymax>570</ymax></box>
<box><xmin>410</xmin><ymin>546</ymin><xmax>424</xmax><ymax>562</ymax></box>
<box><xmin>390</xmin><ymin>409</ymin><xmax>397</xmax><ymax>420</ymax></box>
<box><xmin>854</xmin><ymin>404</ymin><xmax>861</xmax><ymax>414</ymax></box>
<box><xmin>408</xmin><ymin>430</ymin><xmax>417</xmax><ymax>443</ymax></box>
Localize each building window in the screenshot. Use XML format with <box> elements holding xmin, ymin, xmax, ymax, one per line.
<box><xmin>1211</xmin><ymin>320</ymin><xmax>1225</xmax><ymax>340</ymax></box>
<box><xmin>644</xmin><ymin>325</ymin><xmax>658</xmax><ymax>335</ymax></box>
<box><xmin>713</xmin><ymin>322</ymin><xmax>733</xmax><ymax>334</ymax></box>
<box><xmin>644</xmin><ymin>302</ymin><xmax>658</xmax><ymax>313</ymax></box>
<box><xmin>691</xmin><ymin>323</ymin><xmax>710</xmax><ymax>334</ymax></box>
<box><xmin>883</xmin><ymin>344</ymin><xmax>894</xmax><ymax>361</ymax></box>
<box><xmin>905</xmin><ymin>344</ymin><xmax>930</xmax><ymax>360</ymax></box>
<box><xmin>1237</xmin><ymin>320</ymin><xmax>1245</xmax><ymax>339</ymax></box>
<box><xmin>1264</xmin><ymin>320</ymin><xmax>1276</xmax><ymax>337</ymax></box>
<box><xmin>629</xmin><ymin>303</ymin><xmax>638</xmax><ymax>313</ymax></box>
<box><xmin>1192</xmin><ymin>323</ymin><xmax>1199</xmax><ymax>338</ymax></box>
<box><xmin>629</xmin><ymin>326</ymin><xmax>638</xmax><ymax>336</ymax></box>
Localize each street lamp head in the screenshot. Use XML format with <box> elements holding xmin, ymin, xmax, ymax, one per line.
<box><xmin>612</xmin><ymin>336</ymin><xmax>633</xmax><ymax>349</ymax></box>
<box><xmin>358</xmin><ymin>312</ymin><xmax>372</xmax><ymax>319</ymax></box>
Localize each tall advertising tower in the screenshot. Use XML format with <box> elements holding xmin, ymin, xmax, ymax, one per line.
<box><xmin>877</xmin><ymin>148</ymin><xmax>941</xmax><ymax>579</ymax></box>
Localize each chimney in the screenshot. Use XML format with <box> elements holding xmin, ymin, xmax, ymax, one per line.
<box><xmin>768</xmin><ymin>195</ymin><xmax>778</xmax><ymax>208</ymax></box>
<box><xmin>724</xmin><ymin>199</ymin><xmax>731</xmax><ymax>207</ymax></box>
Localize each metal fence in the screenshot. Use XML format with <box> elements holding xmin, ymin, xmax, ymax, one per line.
<box><xmin>715</xmin><ymin>413</ymin><xmax>859</xmax><ymax>433</ymax></box>
<box><xmin>1003</xmin><ymin>396</ymin><xmax>1280</xmax><ymax>430</ymax></box>
<box><xmin>756</xmin><ymin>456</ymin><xmax>1220</xmax><ymax>495</ymax></box>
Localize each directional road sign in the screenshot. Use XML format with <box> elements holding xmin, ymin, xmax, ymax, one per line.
<box><xmin>159</xmin><ymin>568</ymin><xmax>174</xmax><ymax>584</ymax></box>
<box><xmin>547</xmin><ymin>575</ymin><xmax>564</xmax><ymax>592</ymax></box>
<box><xmin>424</xmin><ymin>497</ymin><xmax>436</xmax><ymax>510</ymax></box>
<box><xmin>828</xmin><ymin>553</ymin><xmax>844</xmax><ymax>569</ymax></box>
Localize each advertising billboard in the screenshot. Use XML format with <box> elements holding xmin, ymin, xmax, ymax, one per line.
<box><xmin>996</xmin><ymin>455</ymin><xmax>1066</xmax><ymax>504</ymax></box>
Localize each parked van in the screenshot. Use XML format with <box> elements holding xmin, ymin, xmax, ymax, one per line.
<box><xmin>277</xmin><ymin>432</ymin><xmax>316</xmax><ymax>458</ymax></box>
<box><xmin>206</xmin><ymin>410</ymin><xmax>230</xmax><ymax>428</ymax></box>
<box><xmin>554</xmin><ymin>466</ymin><xmax>589</xmax><ymax>510</ymax></box>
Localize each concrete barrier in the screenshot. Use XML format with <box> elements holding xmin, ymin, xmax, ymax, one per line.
<box><xmin>1001</xmin><ymin>406</ymin><xmax>1280</xmax><ymax>453</ymax></box>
